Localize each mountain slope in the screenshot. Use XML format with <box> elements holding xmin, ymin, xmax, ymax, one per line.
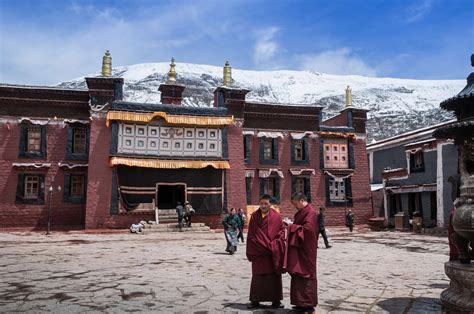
<box><xmin>57</xmin><ymin>62</ymin><xmax>465</xmax><ymax>141</ymax></box>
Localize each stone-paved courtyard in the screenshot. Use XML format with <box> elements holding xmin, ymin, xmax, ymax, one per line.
<box><xmin>0</xmin><ymin>227</ymin><xmax>450</xmax><ymax>313</ymax></box>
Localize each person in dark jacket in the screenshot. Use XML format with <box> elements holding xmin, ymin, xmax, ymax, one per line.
<box><xmin>176</xmin><ymin>202</ymin><xmax>184</xmax><ymax>231</ymax></box>
<box><xmin>346</xmin><ymin>210</ymin><xmax>355</xmax><ymax>232</ymax></box>
<box><xmin>237</xmin><ymin>208</ymin><xmax>246</xmax><ymax>243</ymax></box>
<box><xmin>222</xmin><ymin>208</ymin><xmax>240</xmax><ymax>254</ymax></box>
<box><xmin>318</xmin><ymin>207</ymin><xmax>331</xmax><ymax>248</ymax></box>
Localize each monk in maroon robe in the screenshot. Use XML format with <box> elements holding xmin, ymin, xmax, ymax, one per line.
<box><xmin>287</xmin><ymin>192</ymin><xmax>319</xmax><ymax>312</ymax></box>
<box><xmin>246</xmin><ymin>194</ymin><xmax>286</xmax><ymax>309</ymax></box>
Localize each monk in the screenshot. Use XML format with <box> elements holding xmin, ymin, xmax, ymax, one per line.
<box><xmin>287</xmin><ymin>192</ymin><xmax>319</xmax><ymax>313</ymax></box>
<box><xmin>246</xmin><ymin>194</ymin><xmax>286</xmax><ymax>309</ymax></box>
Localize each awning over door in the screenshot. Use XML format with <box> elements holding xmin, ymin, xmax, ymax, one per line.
<box><xmin>110</xmin><ymin>157</ymin><xmax>230</xmax><ymax>169</ymax></box>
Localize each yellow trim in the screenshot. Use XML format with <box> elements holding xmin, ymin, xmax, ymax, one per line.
<box><xmin>110</xmin><ymin>157</ymin><xmax>230</xmax><ymax>169</ymax></box>
<box><xmin>317</xmin><ymin>131</ymin><xmax>356</xmax><ymax>139</ymax></box>
<box><xmin>106</xmin><ymin>111</ymin><xmax>234</xmax><ymax>127</ymax></box>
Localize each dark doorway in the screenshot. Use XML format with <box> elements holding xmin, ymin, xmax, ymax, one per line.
<box><xmin>157</xmin><ymin>184</ymin><xmax>185</xmax><ymax>209</ymax></box>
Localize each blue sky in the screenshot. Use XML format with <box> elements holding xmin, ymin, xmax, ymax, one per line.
<box><xmin>1</xmin><ymin>0</ymin><xmax>473</xmax><ymax>85</ymax></box>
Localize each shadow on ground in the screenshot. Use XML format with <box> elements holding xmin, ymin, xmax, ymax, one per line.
<box><xmin>377</xmin><ymin>297</ymin><xmax>441</xmax><ymax>313</ymax></box>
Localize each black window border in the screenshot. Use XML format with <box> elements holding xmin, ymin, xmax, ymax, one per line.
<box><xmin>291</xmin><ymin>176</ymin><xmax>311</xmax><ymax>202</ymax></box>
<box><xmin>409</xmin><ymin>151</ymin><xmax>425</xmax><ymax>173</ymax></box>
<box><xmin>66</xmin><ymin>125</ymin><xmax>90</xmax><ymax>161</ymax></box>
<box><xmin>245</xmin><ymin>176</ymin><xmax>252</xmax><ymax>204</ymax></box>
<box><xmin>63</xmin><ymin>172</ymin><xmax>87</xmax><ymax>204</ymax></box>
<box><xmin>259</xmin><ymin>138</ymin><xmax>279</xmax><ymax>165</ymax></box>
<box><xmin>18</xmin><ymin>123</ymin><xmax>47</xmax><ymax>159</ymax></box>
<box><xmin>15</xmin><ymin>173</ymin><xmax>45</xmax><ymax>204</ymax></box>
<box><xmin>291</xmin><ymin>137</ymin><xmax>309</xmax><ymax>165</ymax></box>
<box><xmin>244</xmin><ymin>135</ymin><xmax>251</xmax><ymax>165</ymax></box>
<box><xmin>259</xmin><ymin>176</ymin><xmax>280</xmax><ymax>203</ymax></box>
<box><xmin>325</xmin><ymin>175</ymin><xmax>353</xmax><ymax>207</ymax></box>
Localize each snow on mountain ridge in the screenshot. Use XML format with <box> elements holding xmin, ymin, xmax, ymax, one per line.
<box><xmin>58</xmin><ymin>62</ymin><xmax>466</xmax><ymax>140</ymax></box>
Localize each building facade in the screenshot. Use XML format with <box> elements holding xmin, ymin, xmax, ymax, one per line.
<box><xmin>0</xmin><ymin>53</ymin><xmax>372</xmax><ymax>230</ymax></box>
<box><xmin>367</xmin><ymin>122</ymin><xmax>459</xmax><ymax>228</ymax></box>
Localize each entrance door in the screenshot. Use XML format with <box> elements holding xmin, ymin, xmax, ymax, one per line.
<box><xmin>156</xmin><ymin>184</ymin><xmax>186</xmax><ymax>209</ymax></box>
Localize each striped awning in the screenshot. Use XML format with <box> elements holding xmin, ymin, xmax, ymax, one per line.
<box><xmin>110</xmin><ymin>157</ymin><xmax>230</xmax><ymax>169</ymax></box>
<box><xmin>106</xmin><ymin>111</ymin><xmax>234</xmax><ymax>127</ymax></box>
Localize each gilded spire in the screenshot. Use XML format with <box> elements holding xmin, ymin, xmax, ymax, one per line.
<box><xmin>168</xmin><ymin>57</ymin><xmax>177</xmax><ymax>82</ymax></box>
<box><xmin>101</xmin><ymin>50</ymin><xmax>112</xmax><ymax>77</ymax></box>
<box><xmin>345</xmin><ymin>85</ymin><xmax>352</xmax><ymax>107</ymax></box>
<box><xmin>223</xmin><ymin>61</ymin><xmax>232</xmax><ymax>87</ymax></box>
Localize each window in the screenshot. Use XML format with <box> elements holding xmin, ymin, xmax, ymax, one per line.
<box><xmin>263</xmin><ymin>139</ymin><xmax>273</xmax><ymax>160</ymax></box>
<box><xmin>63</xmin><ymin>173</ymin><xmax>86</xmax><ymax>203</ymax></box>
<box><xmin>410</xmin><ymin>151</ymin><xmax>425</xmax><ymax>173</ymax></box>
<box><xmin>27</xmin><ymin>126</ymin><xmax>41</xmax><ymax>153</ymax></box>
<box><xmin>16</xmin><ymin>173</ymin><xmax>45</xmax><ymax>204</ymax></box>
<box><xmin>294</xmin><ymin>140</ymin><xmax>305</xmax><ymax>161</ymax></box>
<box><xmin>295</xmin><ymin>178</ymin><xmax>305</xmax><ymax>193</ymax></box>
<box><xmin>260</xmin><ymin>176</ymin><xmax>280</xmax><ymax>202</ymax></box>
<box><xmin>325</xmin><ymin>176</ymin><xmax>352</xmax><ymax>206</ymax></box>
<box><xmin>72</xmin><ymin>128</ymin><xmax>87</xmax><ymax>154</ymax></box>
<box><xmin>245</xmin><ymin>177</ymin><xmax>252</xmax><ymax>204</ymax></box>
<box><xmin>260</xmin><ymin>138</ymin><xmax>278</xmax><ymax>164</ymax></box>
<box><xmin>244</xmin><ymin>135</ymin><xmax>251</xmax><ymax>164</ymax></box>
<box><xmin>19</xmin><ymin>124</ymin><xmax>46</xmax><ymax>158</ymax></box>
<box><xmin>70</xmin><ymin>175</ymin><xmax>84</xmax><ymax>197</ymax></box>
<box><xmin>66</xmin><ymin>126</ymin><xmax>89</xmax><ymax>160</ymax></box>
<box><xmin>292</xmin><ymin>177</ymin><xmax>311</xmax><ymax>202</ymax></box>
<box><xmin>24</xmin><ymin>175</ymin><xmax>39</xmax><ymax>199</ymax></box>
<box><xmin>323</xmin><ymin>140</ymin><xmax>348</xmax><ymax>168</ymax></box>
<box><xmin>291</xmin><ymin>138</ymin><xmax>308</xmax><ymax>165</ymax></box>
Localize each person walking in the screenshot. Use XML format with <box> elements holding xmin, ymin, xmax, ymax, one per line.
<box><xmin>175</xmin><ymin>202</ymin><xmax>184</xmax><ymax>231</ymax></box>
<box><xmin>237</xmin><ymin>208</ymin><xmax>246</xmax><ymax>243</ymax></box>
<box><xmin>246</xmin><ymin>194</ymin><xmax>286</xmax><ymax>309</ymax></box>
<box><xmin>184</xmin><ymin>201</ymin><xmax>195</xmax><ymax>227</ymax></box>
<box><xmin>346</xmin><ymin>209</ymin><xmax>355</xmax><ymax>232</ymax></box>
<box><xmin>318</xmin><ymin>207</ymin><xmax>331</xmax><ymax>248</ymax></box>
<box><xmin>286</xmin><ymin>192</ymin><xmax>319</xmax><ymax>313</ymax></box>
<box><xmin>222</xmin><ymin>208</ymin><xmax>240</xmax><ymax>254</ymax></box>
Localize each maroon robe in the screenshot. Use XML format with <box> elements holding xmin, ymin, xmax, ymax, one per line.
<box><xmin>246</xmin><ymin>207</ymin><xmax>286</xmax><ymax>302</ymax></box>
<box><xmin>287</xmin><ymin>203</ymin><xmax>319</xmax><ymax>307</ymax></box>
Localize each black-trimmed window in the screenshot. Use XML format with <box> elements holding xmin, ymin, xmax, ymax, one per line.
<box><xmin>410</xmin><ymin>151</ymin><xmax>424</xmax><ymax>173</ymax></box>
<box><xmin>325</xmin><ymin>176</ymin><xmax>352</xmax><ymax>207</ymax></box>
<box><xmin>63</xmin><ymin>173</ymin><xmax>86</xmax><ymax>203</ymax></box>
<box><xmin>245</xmin><ymin>177</ymin><xmax>252</xmax><ymax>204</ymax></box>
<box><xmin>291</xmin><ymin>138</ymin><xmax>309</xmax><ymax>165</ymax></box>
<box><xmin>291</xmin><ymin>176</ymin><xmax>311</xmax><ymax>202</ymax></box>
<box><xmin>260</xmin><ymin>176</ymin><xmax>280</xmax><ymax>203</ymax></box>
<box><xmin>16</xmin><ymin>173</ymin><xmax>45</xmax><ymax>204</ymax></box>
<box><xmin>260</xmin><ymin>138</ymin><xmax>278</xmax><ymax>164</ymax></box>
<box><xmin>323</xmin><ymin>140</ymin><xmax>349</xmax><ymax>169</ymax></box>
<box><xmin>244</xmin><ymin>135</ymin><xmax>251</xmax><ymax>164</ymax></box>
<box><xmin>19</xmin><ymin>124</ymin><xmax>47</xmax><ymax>158</ymax></box>
<box><xmin>66</xmin><ymin>125</ymin><xmax>89</xmax><ymax>160</ymax></box>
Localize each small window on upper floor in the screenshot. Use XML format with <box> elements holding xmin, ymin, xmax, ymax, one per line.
<box><xmin>263</xmin><ymin>139</ymin><xmax>273</xmax><ymax>160</ymax></box>
<box><xmin>323</xmin><ymin>140</ymin><xmax>348</xmax><ymax>169</ymax></box>
<box><xmin>410</xmin><ymin>151</ymin><xmax>425</xmax><ymax>173</ymax></box>
<box><xmin>66</xmin><ymin>126</ymin><xmax>89</xmax><ymax>161</ymax></box>
<box><xmin>19</xmin><ymin>123</ymin><xmax>47</xmax><ymax>158</ymax></box>
<box><xmin>73</xmin><ymin>128</ymin><xmax>87</xmax><ymax>154</ymax></box>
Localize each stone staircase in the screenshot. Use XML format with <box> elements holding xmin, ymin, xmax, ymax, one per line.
<box><xmin>131</xmin><ymin>209</ymin><xmax>213</xmax><ymax>233</ymax></box>
<box><xmin>143</xmin><ymin>222</ymin><xmax>213</xmax><ymax>233</ymax></box>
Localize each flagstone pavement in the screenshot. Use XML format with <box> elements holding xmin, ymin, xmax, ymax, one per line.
<box><xmin>0</xmin><ymin>226</ymin><xmax>450</xmax><ymax>313</ymax></box>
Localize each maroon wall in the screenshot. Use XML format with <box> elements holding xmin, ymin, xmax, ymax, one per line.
<box><xmin>0</xmin><ymin>122</ymin><xmax>86</xmax><ymax>229</ymax></box>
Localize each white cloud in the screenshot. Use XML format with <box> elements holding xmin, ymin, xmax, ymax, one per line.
<box><xmin>299</xmin><ymin>48</ymin><xmax>377</xmax><ymax>77</ymax></box>
<box><xmin>404</xmin><ymin>0</ymin><xmax>433</xmax><ymax>23</ymax></box>
<box><xmin>253</xmin><ymin>27</ymin><xmax>280</xmax><ymax>66</ymax></box>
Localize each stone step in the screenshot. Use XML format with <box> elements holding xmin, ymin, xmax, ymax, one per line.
<box><xmin>147</xmin><ymin>223</ymin><xmax>207</xmax><ymax>229</ymax></box>
<box><xmin>142</xmin><ymin>225</ymin><xmax>212</xmax><ymax>233</ymax></box>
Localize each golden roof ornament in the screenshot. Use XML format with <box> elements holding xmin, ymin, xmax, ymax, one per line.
<box><xmin>101</xmin><ymin>50</ymin><xmax>112</xmax><ymax>77</ymax></box>
<box><xmin>345</xmin><ymin>85</ymin><xmax>352</xmax><ymax>107</ymax></box>
<box><xmin>168</xmin><ymin>57</ymin><xmax>177</xmax><ymax>82</ymax></box>
<box><xmin>223</xmin><ymin>61</ymin><xmax>232</xmax><ymax>87</ymax></box>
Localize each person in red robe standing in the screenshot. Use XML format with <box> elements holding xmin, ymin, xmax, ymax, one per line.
<box><xmin>246</xmin><ymin>194</ymin><xmax>286</xmax><ymax>309</ymax></box>
<box><xmin>287</xmin><ymin>192</ymin><xmax>319</xmax><ymax>313</ymax></box>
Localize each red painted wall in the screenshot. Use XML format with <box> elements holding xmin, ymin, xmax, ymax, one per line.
<box><xmin>0</xmin><ymin>122</ymin><xmax>86</xmax><ymax>229</ymax></box>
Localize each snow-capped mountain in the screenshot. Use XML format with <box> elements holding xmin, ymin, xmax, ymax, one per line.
<box><xmin>57</xmin><ymin>62</ymin><xmax>466</xmax><ymax>141</ymax></box>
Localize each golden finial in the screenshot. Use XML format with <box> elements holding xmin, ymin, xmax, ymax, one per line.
<box><xmin>223</xmin><ymin>60</ymin><xmax>232</xmax><ymax>87</ymax></box>
<box><xmin>168</xmin><ymin>57</ymin><xmax>177</xmax><ymax>82</ymax></box>
<box><xmin>101</xmin><ymin>50</ymin><xmax>112</xmax><ymax>77</ymax></box>
<box><xmin>345</xmin><ymin>85</ymin><xmax>352</xmax><ymax>107</ymax></box>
